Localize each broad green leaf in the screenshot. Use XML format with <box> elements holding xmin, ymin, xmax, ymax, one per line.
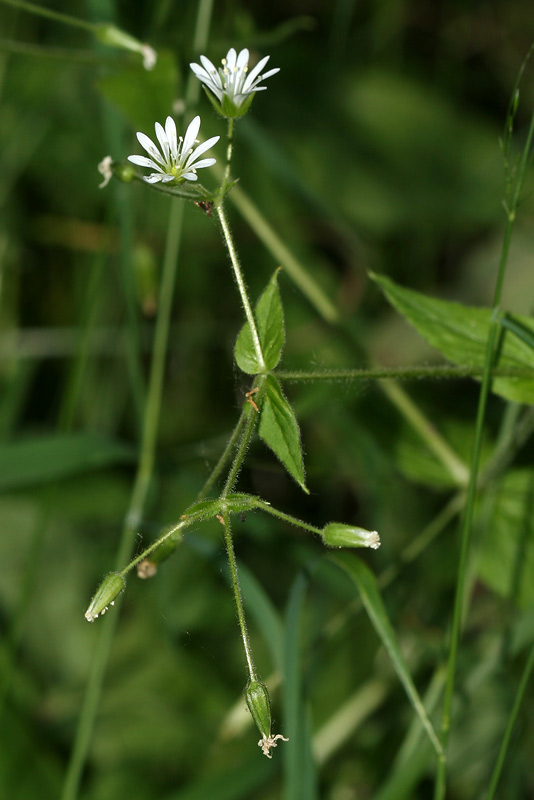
<box><xmin>0</xmin><ymin>433</ymin><xmax>134</xmax><ymax>491</ymax></box>
<box><xmin>371</xmin><ymin>272</ymin><xmax>534</xmax><ymax>404</ymax></box>
<box><xmin>330</xmin><ymin>552</ymin><xmax>443</xmax><ymax>758</ymax></box>
<box><xmin>235</xmin><ymin>269</ymin><xmax>285</xmax><ymax>374</ymax></box>
<box><xmin>259</xmin><ymin>375</ymin><xmax>308</xmax><ymax>493</ymax></box>
<box><xmin>477</xmin><ymin>469</ymin><xmax>534</xmax><ymax>608</ymax></box>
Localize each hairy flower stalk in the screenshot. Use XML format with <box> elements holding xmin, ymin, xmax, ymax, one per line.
<box><xmin>128</xmin><ymin>115</ymin><xmax>219</xmax><ymax>184</ymax></box>
<box><xmin>190</xmin><ymin>47</ymin><xmax>279</xmax><ymax>118</ymax></box>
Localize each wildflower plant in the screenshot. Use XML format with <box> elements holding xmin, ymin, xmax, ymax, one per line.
<box><xmin>88</xmin><ymin>45</ymin><xmax>385</xmax><ymax>757</ymax></box>
<box><xmin>3</xmin><ymin>1</ymin><xmax>534</xmax><ymax>797</ymax></box>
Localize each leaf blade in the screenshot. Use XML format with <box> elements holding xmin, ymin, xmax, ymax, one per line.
<box><xmin>330</xmin><ymin>552</ymin><xmax>443</xmax><ymax>758</ymax></box>
<box><xmin>371</xmin><ymin>272</ymin><xmax>534</xmax><ymax>404</ymax></box>
<box><xmin>259</xmin><ymin>375</ymin><xmax>308</xmax><ymax>492</ymax></box>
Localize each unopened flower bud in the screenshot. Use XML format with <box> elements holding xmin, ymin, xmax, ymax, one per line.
<box><xmin>245</xmin><ymin>680</ymin><xmax>288</xmax><ymax>758</ymax></box>
<box><xmin>322</xmin><ymin>523</ymin><xmax>381</xmax><ymax>550</ymax></box>
<box><xmin>95</xmin><ymin>24</ymin><xmax>157</xmax><ymax>70</ymax></box>
<box><xmin>246</xmin><ymin>680</ymin><xmax>271</xmax><ymax>740</ymax></box>
<box><xmin>85</xmin><ymin>572</ymin><xmax>125</xmax><ymax>622</ymax></box>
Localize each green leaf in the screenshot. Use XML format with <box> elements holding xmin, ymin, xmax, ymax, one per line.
<box><xmin>0</xmin><ymin>433</ymin><xmax>134</xmax><ymax>491</ymax></box>
<box><xmin>477</xmin><ymin>469</ymin><xmax>534</xmax><ymax>609</ymax></box>
<box><xmin>330</xmin><ymin>552</ymin><xmax>443</xmax><ymax>759</ymax></box>
<box><xmin>259</xmin><ymin>375</ymin><xmax>308</xmax><ymax>493</ymax></box>
<box><xmin>371</xmin><ymin>272</ymin><xmax>534</xmax><ymax>404</ymax></box>
<box><xmin>235</xmin><ymin>269</ymin><xmax>285</xmax><ymax>374</ymax></box>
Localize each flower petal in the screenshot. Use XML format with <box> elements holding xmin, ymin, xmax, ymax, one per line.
<box><xmin>224</xmin><ymin>48</ymin><xmax>237</xmax><ymax>70</ymax></box>
<box><xmin>143</xmin><ymin>173</ymin><xmax>164</xmax><ymax>183</ymax></box>
<box><xmin>236</xmin><ymin>48</ymin><xmax>249</xmax><ymax>71</ymax></box>
<box><xmin>243</xmin><ymin>54</ymin><xmax>269</xmax><ymax>88</ymax></box>
<box><xmin>136</xmin><ymin>132</ymin><xmax>166</xmax><ymax>166</ymax></box>
<box><xmin>181</xmin><ymin>115</ymin><xmax>201</xmax><ymax>160</ymax></box>
<box><xmin>128</xmin><ymin>154</ymin><xmax>163</xmax><ymax>171</ymax></box>
<box><xmin>181</xmin><ymin>171</ymin><xmax>199</xmax><ymax>181</ymax></box>
<box><xmin>164</xmin><ymin>116</ymin><xmax>178</xmax><ymax>161</ymax></box>
<box><xmin>155</xmin><ymin>121</ymin><xmax>170</xmax><ymax>162</ymax></box>
<box><xmin>185</xmin><ymin>134</ymin><xmax>219</xmax><ymax>164</ymax></box>
<box><xmin>187</xmin><ymin>157</ymin><xmax>216</xmax><ymax>170</ymax></box>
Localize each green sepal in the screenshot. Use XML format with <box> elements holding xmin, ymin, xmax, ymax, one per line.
<box><xmin>259</xmin><ymin>375</ymin><xmax>308</xmax><ymax>493</ymax></box>
<box><xmin>245</xmin><ymin>680</ymin><xmax>272</xmax><ymax>739</ymax></box>
<box><xmin>322</xmin><ymin>522</ymin><xmax>381</xmax><ymax>550</ymax></box>
<box><xmin>85</xmin><ymin>572</ymin><xmax>125</xmax><ymax>622</ymax></box>
<box><xmin>235</xmin><ymin>268</ymin><xmax>285</xmax><ymax>375</ymax></box>
<box><xmin>182</xmin><ymin>494</ymin><xmax>263</xmax><ymax>523</ymax></box>
<box><xmin>202</xmin><ymin>86</ymin><xmax>256</xmax><ymax>119</ymax></box>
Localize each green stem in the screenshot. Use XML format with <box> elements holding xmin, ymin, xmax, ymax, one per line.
<box><xmin>0</xmin><ymin>0</ymin><xmax>95</xmax><ymax>32</ymax></box>
<box><xmin>222</xmin><ymin>512</ymin><xmax>258</xmax><ymax>681</ymax></box>
<box><xmin>434</xmin><ymin>107</ymin><xmax>534</xmax><ymax>799</ymax></box>
<box><xmin>216</xmin><ymin>201</ymin><xmax>266</xmax><ymax>372</ymax></box>
<box><xmin>276</xmin><ymin>365</ymin><xmax>531</xmax><ymax>382</ymax></box>
<box><xmin>197</xmin><ymin>406</ymin><xmax>248</xmax><ymax>499</ymax></box>
<box><xmin>254</xmin><ymin>499</ymin><xmax>322</xmax><ymax>535</ymax></box>
<box><xmin>485</xmin><ymin>644</ymin><xmax>534</xmax><ymax>800</ymax></box>
<box><xmin>221</xmin><ymin>377</ymin><xmax>266</xmax><ymax>497</ymax></box>
<box><xmin>61</xmin><ymin>200</ymin><xmax>184</xmax><ymax>800</ymax></box>
<box><xmin>221</xmin><ymin>117</ymin><xmax>235</xmax><ymax>195</ymax></box>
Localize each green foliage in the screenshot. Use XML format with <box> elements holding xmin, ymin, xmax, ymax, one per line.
<box><xmin>372</xmin><ymin>272</ymin><xmax>534</xmax><ymax>404</ymax></box>
<box><xmin>259</xmin><ymin>375</ymin><xmax>307</xmax><ymax>493</ymax></box>
<box><xmin>234</xmin><ymin>269</ymin><xmax>284</xmax><ymax>374</ymax></box>
<box><xmin>2</xmin><ymin>1</ymin><xmax>534</xmax><ymax>799</ymax></box>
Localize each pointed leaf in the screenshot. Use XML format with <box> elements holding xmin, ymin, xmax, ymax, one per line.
<box><xmin>371</xmin><ymin>272</ymin><xmax>534</xmax><ymax>404</ymax></box>
<box><xmin>259</xmin><ymin>375</ymin><xmax>308</xmax><ymax>492</ymax></box>
<box><xmin>235</xmin><ymin>269</ymin><xmax>285</xmax><ymax>374</ymax></box>
<box><xmin>330</xmin><ymin>552</ymin><xmax>443</xmax><ymax>759</ymax></box>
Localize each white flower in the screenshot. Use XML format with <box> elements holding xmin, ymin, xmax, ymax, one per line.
<box><xmin>127</xmin><ymin>115</ymin><xmax>219</xmax><ymax>184</ymax></box>
<box><xmin>190</xmin><ymin>48</ymin><xmax>279</xmax><ymax>115</ymax></box>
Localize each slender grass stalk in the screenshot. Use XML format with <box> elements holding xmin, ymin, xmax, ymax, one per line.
<box><xmin>216</xmin><ymin>201</ymin><xmax>266</xmax><ymax>373</ymax></box>
<box><xmin>61</xmin><ymin>197</ymin><xmax>185</xmax><ymax>800</ymax></box>
<box><xmin>434</xmin><ymin>106</ymin><xmax>534</xmax><ymax>799</ymax></box>
<box><xmin>485</xmin><ymin>644</ymin><xmax>534</xmax><ymax>800</ymax></box>
<box><xmin>0</xmin><ymin>0</ymin><xmax>95</xmax><ymax>32</ymax></box>
<box><xmin>61</xmin><ymin>1</ymin><xmax>215</xmax><ymax>792</ymax></box>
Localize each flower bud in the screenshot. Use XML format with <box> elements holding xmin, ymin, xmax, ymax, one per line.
<box><xmin>245</xmin><ymin>680</ymin><xmax>271</xmax><ymax>740</ymax></box>
<box><xmin>322</xmin><ymin>523</ymin><xmax>381</xmax><ymax>550</ymax></box>
<box><xmin>95</xmin><ymin>24</ymin><xmax>157</xmax><ymax>70</ymax></box>
<box><xmin>85</xmin><ymin>572</ymin><xmax>125</xmax><ymax>622</ymax></box>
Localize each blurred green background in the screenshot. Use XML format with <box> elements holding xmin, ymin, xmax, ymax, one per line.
<box><xmin>1</xmin><ymin>1</ymin><xmax>534</xmax><ymax>798</ymax></box>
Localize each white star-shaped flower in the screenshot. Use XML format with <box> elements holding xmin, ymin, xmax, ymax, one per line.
<box><xmin>127</xmin><ymin>115</ymin><xmax>219</xmax><ymax>184</ymax></box>
<box><xmin>190</xmin><ymin>48</ymin><xmax>279</xmax><ymax>117</ymax></box>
